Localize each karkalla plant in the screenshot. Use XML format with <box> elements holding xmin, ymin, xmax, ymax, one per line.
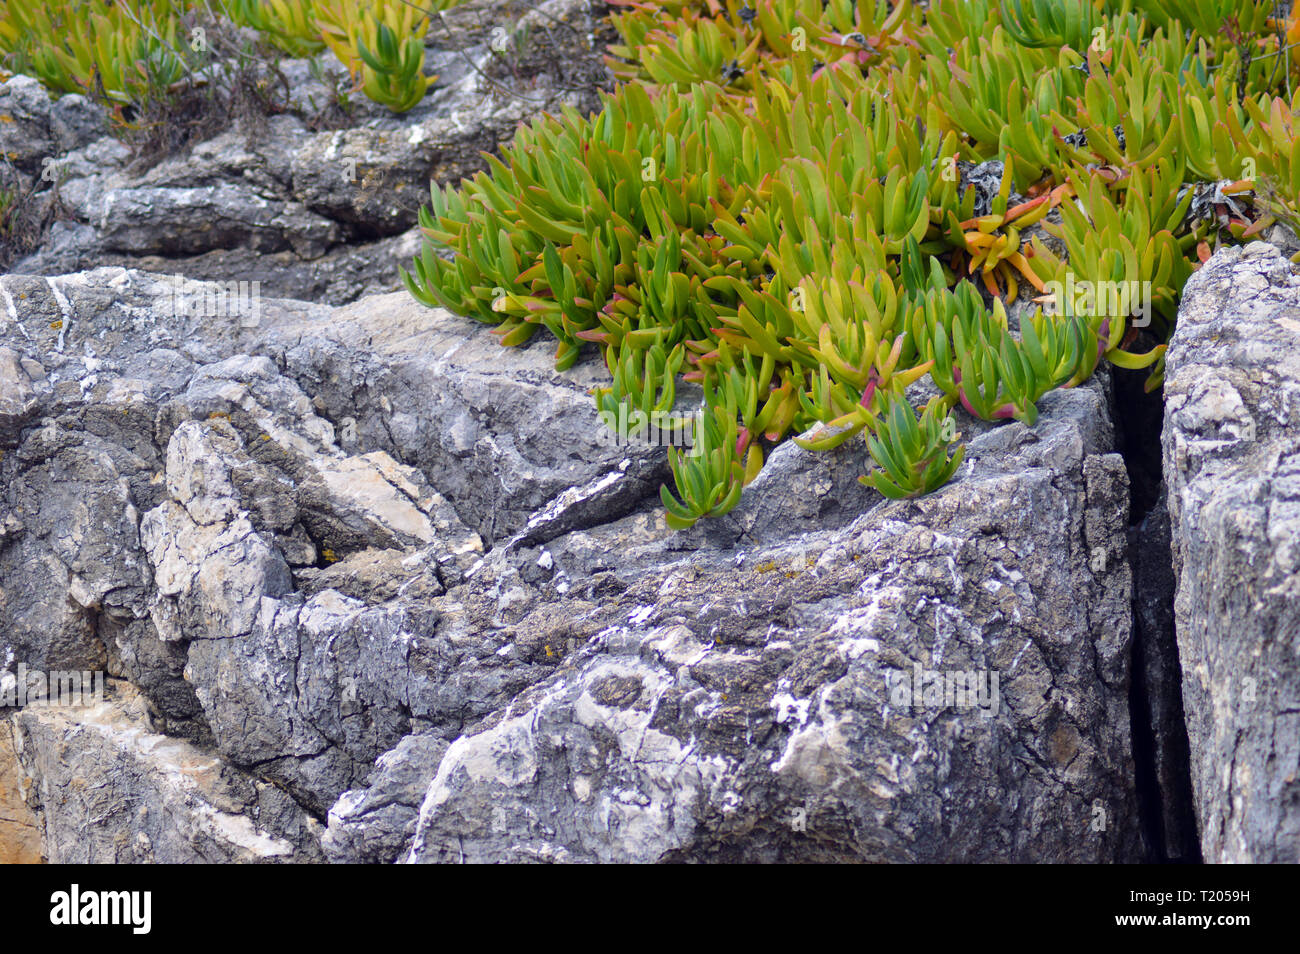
<box><xmin>1233</xmin><ymin>89</ymin><xmax>1300</xmax><ymax>241</ymax></box>
<box><xmin>0</xmin><ymin>0</ymin><xmax>194</xmax><ymax>106</ymax></box>
<box><xmin>220</xmin><ymin>0</ymin><xmax>325</xmax><ymax>57</ymax></box>
<box><xmin>403</xmin><ymin>0</ymin><xmax>1294</xmax><ymax>529</ymax></box>
<box><xmin>317</xmin><ymin>0</ymin><xmax>437</xmax><ymax>113</ymax></box>
<box><xmin>0</xmin><ymin>0</ymin><xmax>465</xmax><ymax>114</ymax></box>
<box><xmin>863</xmin><ymin>392</ymin><xmax>964</xmax><ymax>499</ymax></box>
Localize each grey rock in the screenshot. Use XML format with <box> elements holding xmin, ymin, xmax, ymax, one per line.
<box><xmin>100</xmin><ymin>614</ymin><xmax>208</xmax><ymax>741</ymax></box>
<box><xmin>90</xmin><ymin>184</ymin><xmax>339</xmax><ymax>258</ymax></box>
<box><xmin>0</xmin><ymin>75</ymin><xmax>55</xmax><ymax>174</ymax></box>
<box><xmin>271</xmin><ymin>292</ymin><xmax>663</xmax><ymax>545</ymax></box>
<box><xmin>1266</xmin><ymin>223</ymin><xmax>1300</xmax><ymax>258</ymax></box>
<box><xmin>399</xmin><ymin>384</ymin><xmax>1143</xmax><ymax>862</ymax></box>
<box><xmin>0</xmin><ymin>721</ymin><xmax>43</xmax><ymax>862</ymax></box>
<box><xmin>0</xmin><ymin>263</ymin><xmax>1150</xmax><ymax>864</ymax></box>
<box><xmin>296</xmin><ymin>547</ymin><xmax>446</xmax><ymax>603</ymax></box>
<box><xmin>1</xmin><ymin>426</ymin><xmax>147</xmax><ymax>671</ymax></box>
<box><xmin>290</xmin><ymin>122</ymin><xmax>464</xmax><ymax>236</ymax></box>
<box><xmin>141</xmin><ymin>501</ymin><xmax>293</xmax><ymax>644</ymax></box>
<box><xmin>323</xmin><ymin>732</ymin><xmax>449</xmax><ymax>863</ymax></box>
<box><xmin>48</xmin><ymin>94</ymin><xmax>105</xmax><ymax>153</ymax></box>
<box><xmin>17</xmin><ymin>226</ymin><xmax>423</xmax><ymax>306</ymax></box>
<box><xmin>9</xmin><ymin>684</ymin><xmax>321</xmax><ymax>862</ymax></box>
<box><xmin>3</xmin><ymin>0</ymin><xmax>615</xmax><ymax>305</ymax></box>
<box><xmin>719</xmin><ymin>424</ymin><xmax>877</xmax><ymax>543</ymax></box>
<box><xmin>47</xmin><ymin>135</ymin><xmax>131</xmax><ymax>185</ymax></box>
<box><xmin>1163</xmin><ymin>241</ymin><xmax>1300</xmax><ymax>863</ymax></box>
<box><xmin>0</xmin><ymin>346</ymin><xmax>46</xmax><ymax>445</ymax></box>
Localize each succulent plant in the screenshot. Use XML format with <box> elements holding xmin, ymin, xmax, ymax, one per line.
<box><xmin>11</xmin><ymin>0</ymin><xmax>1270</xmax><ymax>530</ymax></box>
<box><xmin>8</xmin><ymin>0</ymin><xmax>1277</xmax><ymax>527</ymax></box>
<box><xmin>863</xmin><ymin>393</ymin><xmax>964</xmax><ymax>499</ymax></box>
<box><xmin>0</xmin><ymin>0</ymin><xmax>465</xmax><ymax>113</ymax></box>
<box><xmin>660</xmin><ymin>401</ymin><xmax>747</xmax><ymax>531</ymax></box>
<box><xmin>999</xmin><ymin>0</ymin><xmax>1105</xmax><ymax>50</ymax></box>
<box><xmin>317</xmin><ymin>0</ymin><xmax>435</xmax><ymax>113</ymax></box>
<box><xmin>0</xmin><ymin>0</ymin><xmax>193</xmax><ymax>106</ymax></box>
<box><xmin>1234</xmin><ymin>91</ymin><xmax>1300</xmax><ymax>246</ymax></box>
<box><xmin>392</xmin><ymin>0</ymin><xmax>1299</xmax><ymax>524</ymax></box>
<box><xmin>1132</xmin><ymin>0</ymin><xmax>1276</xmax><ymax>45</ymax></box>
<box><xmin>220</xmin><ymin>0</ymin><xmax>325</xmax><ymax>57</ymax></box>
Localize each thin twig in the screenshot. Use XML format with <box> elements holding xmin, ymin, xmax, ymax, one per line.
<box><xmin>429</xmin><ymin>7</ymin><xmax>565</xmax><ymax>107</ymax></box>
<box><xmin>1206</xmin><ymin>35</ymin><xmax>1300</xmax><ymax>70</ymax></box>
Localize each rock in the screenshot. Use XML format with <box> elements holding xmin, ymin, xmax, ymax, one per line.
<box><xmin>0</xmin><ymin>263</ymin><xmax>1147</xmax><ymax>863</ymax></box>
<box><xmin>720</xmin><ymin>424</ymin><xmax>879</xmax><ymax>542</ymax></box>
<box><xmin>48</xmin><ymin>94</ymin><xmax>105</xmax><ymax>153</ymax></box>
<box><xmin>9</xmin><ymin>684</ymin><xmax>321</xmax><ymax>862</ymax></box>
<box><xmin>0</xmin><ymin>75</ymin><xmax>55</xmax><ymax>174</ymax></box>
<box><xmin>324</xmin><ymin>733</ymin><xmax>449</xmax><ymax>863</ymax></box>
<box><xmin>2</xmin><ymin>1</ymin><xmax>1297</xmax><ymax>868</ymax></box>
<box><xmin>272</xmin><ymin>291</ymin><xmax>665</xmax><ymax>545</ymax></box>
<box><xmin>1</xmin><ymin>425</ymin><xmax>144</xmax><ymax>671</ymax></box>
<box><xmin>100</xmin><ymin>615</ymin><xmax>208</xmax><ymax>742</ymax></box>
<box><xmin>19</xmin><ymin>227</ymin><xmax>423</xmax><ymax>306</ymax></box>
<box><xmin>4</xmin><ymin>0</ymin><xmax>616</xmax><ymax>305</ymax></box>
<box><xmin>0</xmin><ymin>345</ymin><xmax>46</xmax><ymax>445</ymax></box>
<box><xmin>0</xmin><ymin>723</ymin><xmax>43</xmax><ymax>863</ymax></box>
<box><xmin>1162</xmin><ymin>241</ymin><xmax>1300</xmax><ymax>863</ymax></box>
<box><xmin>288</xmin><ymin>119</ymin><xmax>485</xmax><ymax>237</ymax></box>
<box><xmin>1266</xmin><ymin>223</ymin><xmax>1300</xmax><ymax>258</ymax></box>
<box><xmin>298</xmin><ymin>451</ymin><xmax>482</xmax><ymax>561</ymax></box>
<box><xmin>296</xmin><ymin>548</ymin><xmax>446</xmax><ymax>603</ymax></box>
<box><xmin>0</xmin><ymin>268</ymin><xmax>594</xmax><ymax>821</ymax></box>
<box><xmin>141</xmin><ymin>502</ymin><xmax>293</xmax><ymax>643</ymax></box>
<box><xmin>91</xmin><ymin>185</ymin><xmax>339</xmax><ymax>258</ymax></box>
<box><xmin>46</xmin><ymin>135</ymin><xmax>131</xmax><ymax>187</ymax></box>
<box><xmin>396</xmin><ymin>381</ymin><xmax>1144</xmax><ymax>863</ymax></box>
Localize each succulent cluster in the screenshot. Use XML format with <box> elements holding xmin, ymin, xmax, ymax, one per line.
<box><xmin>0</xmin><ymin>0</ymin><xmax>463</xmax><ymax>114</ymax></box>
<box><xmin>315</xmin><ymin>0</ymin><xmax>438</xmax><ymax>112</ymax></box>
<box><xmin>0</xmin><ymin>0</ymin><xmax>192</xmax><ymax>107</ymax></box>
<box><xmin>222</xmin><ymin>0</ymin><xmax>327</xmax><ymax>58</ymax></box>
<box><xmin>406</xmin><ymin>0</ymin><xmax>1297</xmax><ymax>526</ymax></box>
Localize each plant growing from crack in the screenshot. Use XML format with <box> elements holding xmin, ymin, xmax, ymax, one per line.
<box><xmin>388</xmin><ymin>0</ymin><xmax>1299</xmax><ymax>526</ymax></box>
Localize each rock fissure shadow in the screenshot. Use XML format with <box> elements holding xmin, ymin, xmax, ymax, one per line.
<box><xmin>1112</xmin><ymin>361</ymin><xmax>1201</xmax><ymax>863</ymax></box>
